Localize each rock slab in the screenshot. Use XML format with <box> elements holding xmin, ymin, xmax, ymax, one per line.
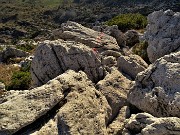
<box><xmin>53</xmin><ymin>21</ymin><xmax>120</xmax><ymax>52</ymax></box>
<box><xmin>145</xmin><ymin>10</ymin><xmax>180</xmax><ymax>63</ymax></box>
<box><xmin>123</xmin><ymin>113</ymin><xmax>180</xmax><ymax>135</ymax></box>
<box><xmin>31</xmin><ymin>39</ymin><xmax>105</xmax><ymax>86</ymax></box>
<box><xmin>128</xmin><ymin>52</ymin><xmax>180</xmax><ymax>117</ymax></box>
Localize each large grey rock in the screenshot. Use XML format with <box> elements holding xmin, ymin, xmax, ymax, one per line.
<box><xmin>124</xmin><ymin>30</ymin><xmax>140</xmax><ymax>47</ymax></box>
<box><xmin>56</xmin><ymin>78</ymin><xmax>111</xmax><ymax>135</ymax></box>
<box><xmin>117</xmin><ymin>54</ymin><xmax>148</xmax><ymax>79</ymax></box>
<box><xmin>128</xmin><ymin>52</ymin><xmax>180</xmax><ymax>117</ymax></box>
<box><xmin>145</xmin><ymin>10</ymin><xmax>180</xmax><ymax>63</ymax></box>
<box><xmin>52</xmin><ymin>21</ymin><xmax>120</xmax><ymax>53</ymax></box>
<box><xmin>0</xmin><ymin>47</ymin><xmax>29</xmax><ymax>62</ymax></box>
<box><xmin>0</xmin><ymin>74</ymin><xmax>64</xmax><ymax>134</ymax></box>
<box><xmin>30</xmin><ymin>70</ymin><xmax>111</xmax><ymax>135</ymax></box>
<box><xmin>0</xmin><ymin>70</ymin><xmax>111</xmax><ymax>135</ymax></box>
<box><xmin>31</xmin><ymin>39</ymin><xmax>105</xmax><ymax>86</ymax></box>
<box><xmin>93</xmin><ymin>25</ymin><xmax>126</xmax><ymax>47</ymax></box>
<box><xmin>123</xmin><ymin>113</ymin><xmax>180</xmax><ymax>135</ymax></box>
<box><xmin>96</xmin><ymin>68</ymin><xmax>132</xmax><ymax>122</ymax></box>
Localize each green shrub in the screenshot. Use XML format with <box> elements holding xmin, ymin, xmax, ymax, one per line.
<box><xmin>106</xmin><ymin>13</ymin><xmax>147</xmax><ymax>32</ymax></box>
<box><xmin>132</xmin><ymin>41</ymin><xmax>150</xmax><ymax>64</ymax></box>
<box><xmin>0</xmin><ymin>46</ymin><xmax>3</xmax><ymax>51</ymax></box>
<box><xmin>7</xmin><ymin>71</ymin><xmax>31</xmax><ymax>90</ymax></box>
<box><xmin>16</xmin><ymin>44</ymin><xmax>36</xmax><ymax>53</ymax></box>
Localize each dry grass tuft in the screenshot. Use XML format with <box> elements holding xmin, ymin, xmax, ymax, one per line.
<box><xmin>0</xmin><ymin>64</ymin><xmax>20</xmax><ymax>87</ymax></box>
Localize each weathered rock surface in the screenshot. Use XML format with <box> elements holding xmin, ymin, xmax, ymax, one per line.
<box><xmin>100</xmin><ymin>50</ymin><xmax>122</xmax><ymax>58</ymax></box>
<box><xmin>96</xmin><ymin>68</ymin><xmax>132</xmax><ymax>122</ymax></box>
<box><xmin>128</xmin><ymin>52</ymin><xmax>180</xmax><ymax>117</ymax></box>
<box><xmin>30</xmin><ymin>119</ymin><xmax>58</xmax><ymax>135</ymax></box>
<box><xmin>124</xmin><ymin>30</ymin><xmax>140</xmax><ymax>47</ymax></box>
<box><xmin>0</xmin><ymin>90</ymin><xmax>28</xmax><ymax>104</ymax></box>
<box><xmin>145</xmin><ymin>10</ymin><xmax>180</xmax><ymax>63</ymax></box>
<box><xmin>0</xmin><ymin>70</ymin><xmax>111</xmax><ymax>135</ymax></box>
<box><xmin>107</xmin><ymin>106</ymin><xmax>130</xmax><ymax>135</ymax></box>
<box><xmin>102</xmin><ymin>56</ymin><xmax>117</xmax><ymax>67</ymax></box>
<box><xmin>0</xmin><ymin>47</ymin><xmax>29</xmax><ymax>62</ymax></box>
<box><xmin>117</xmin><ymin>54</ymin><xmax>148</xmax><ymax>79</ymax></box>
<box><xmin>56</xmin><ymin>77</ymin><xmax>111</xmax><ymax>135</ymax></box>
<box><xmin>53</xmin><ymin>21</ymin><xmax>120</xmax><ymax>52</ymax></box>
<box><xmin>123</xmin><ymin>113</ymin><xmax>180</xmax><ymax>135</ymax></box>
<box><xmin>93</xmin><ymin>25</ymin><xmax>126</xmax><ymax>47</ymax></box>
<box><xmin>0</xmin><ymin>75</ymin><xmax>64</xmax><ymax>134</ymax></box>
<box><xmin>31</xmin><ymin>39</ymin><xmax>105</xmax><ymax>86</ymax></box>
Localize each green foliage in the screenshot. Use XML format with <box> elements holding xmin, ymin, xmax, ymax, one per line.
<box><xmin>7</xmin><ymin>71</ymin><xmax>31</xmax><ymax>90</ymax></box>
<box><xmin>16</xmin><ymin>43</ymin><xmax>36</xmax><ymax>53</ymax></box>
<box><xmin>132</xmin><ymin>41</ymin><xmax>150</xmax><ymax>64</ymax></box>
<box><xmin>0</xmin><ymin>46</ymin><xmax>3</xmax><ymax>51</ymax></box>
<box><xmin>106</xmin><ymin>13</ymin><xmax>147</xmax><ymax>32</ymax></box>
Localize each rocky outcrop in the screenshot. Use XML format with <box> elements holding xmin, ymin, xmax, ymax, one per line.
<box><xmin>0</xmin><ymin>75</ymin><xmax>64</xmax><ymax>134</ymax></box>
<box><xmin>124</xmin><ymin>30</ymin><xmax>140</xmax><ymax>47</ymax></box>
<box><xmin>117</xmin><ymin>54</ymin><xmax>148</xmax><ymax>79</ymax></box>
<box><xmin>52</xmin><ymin>21</ymin><xmax>120</xmax><ymax>53</ymax></box>
<box><xmin>0</xmin><ymin>47</ymin><xmax>29</xmax><ymax>63</ymax></box>
<box><xmin>93</xmin><ymin>25</ymin><xmax>126</xmax><ymax>47</ymax></box>
<box><xmin>145</xmin><ymin>10</ymin><xmax>180</xmax><ymax>63</ymax></box>
<box><xmin>96</xmin><ymin>68</ymin><xmax>132</xmax><ymax>122</ymax></box>
<box><xmin>31</xmin><ymin>39</ymin><xmax>105</xmax><ymax>86</ymax></box>
<box><xmin>128</xmin><ymin>52</ymin><xmax>180</xmax><ymax>117</ymax></box>
<box><xmin>0</xmin><ymin>70</ymin><xmax>111</xmax><ymax>135</ymax></box>
<box><xmin>123</xmin><ymin>113</ymin><xmax>180</xmax><ymax>135</ymax></box>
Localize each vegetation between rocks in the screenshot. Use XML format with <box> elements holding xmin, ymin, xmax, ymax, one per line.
<box><xmin>106</xmin><ymin>13</ymin><xmax>147</xmax><ymax>32</ymax></box>
<box><xmin>6</xmin><ymin>70</ymin><xmax>31</xmax><ymax>90</ymax></box>
<box><xmin>132</xmin><ymin>41</ymin><xmax>150</xmax><ymax>64</ymax></box>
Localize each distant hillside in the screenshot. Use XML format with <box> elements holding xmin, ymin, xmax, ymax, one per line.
<box><xmin>0</xmin><ymin>0</ymin><xmax>179</xmax><ymax>44</ymax></box>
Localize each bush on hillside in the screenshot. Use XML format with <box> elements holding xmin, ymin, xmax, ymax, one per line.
<box><xmin>106</xmin><ymin>13</ymin><xmax>147</xmax><ymax>32</ymax></box>
<box><xmin>16</xmin><ymin>43</ymin><xmax>36</xmax><ymax>53</ymax></box>
<box><xmin>132</xmin><ymin>41</ymin><xmax>150</xmax><ymax>64</ymax></box>
<box><xmin>7</xmin><ymin>71</ymin><xmax>31</xmax><ymax>90</ymax></box>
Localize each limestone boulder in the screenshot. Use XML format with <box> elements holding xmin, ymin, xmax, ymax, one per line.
<box><xmin>31</xmin><ymin>39</ymin><xmax>105</xmax><ymax>86</ymax></box>
<box><xmin>123</xmin><ymin>113</ymin><xmax>180</xmax><ymax>135</ymax></box>
<box><xmin>96</xmin><ymin>68</ymin><xmax>132</xmax><ymax>122</ymax></box>
<box><xmin>117</xmin><ymin>54</ymin><xmax>148</xmax><ymax>79</ymax></box>
<box><xmin>0</xmin><ymin>74</ymin><xmax>64</xmax><ymax>134</ymax></box>
<box><xmin>0</xmin><ymin>47</ymin><xmax>29</xmax><ymax>63</ymax></box>
<box><xmin>93</xmin><ymin>25</ymin><xmax>126</xmax><ymax>47</ymax></box>
<box><xmin>53</xmin><ymin>21</ymin><xmax>120</xmax><ymax>53</ymax></box>
<box><xmin>128</xmin><ymin>52</ymin><xmax>180</xmax><ymax>117</ymax></box>
<box><xmin>0</xmin><ymin>90</ymin><xmax>28</xmax><ymax>104</ymax></box>
<box><xmin>124</xmin><ymin>30</ymin><xmax>140</xmax><ymax>47</ymax></box>
<box><xmin>30</xmin><ymin>70</ymin><xmax>111</xmax><ymax>135</ymax></box>
<box><xmin>145</xmin><ymin>10</ymin><xmax>180</xmax><ymax>63</ymax></box>
<box><xmin>0</xmin><ymin>70</ymin><xmax>111</xmax><ymax>135</ymax></box>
